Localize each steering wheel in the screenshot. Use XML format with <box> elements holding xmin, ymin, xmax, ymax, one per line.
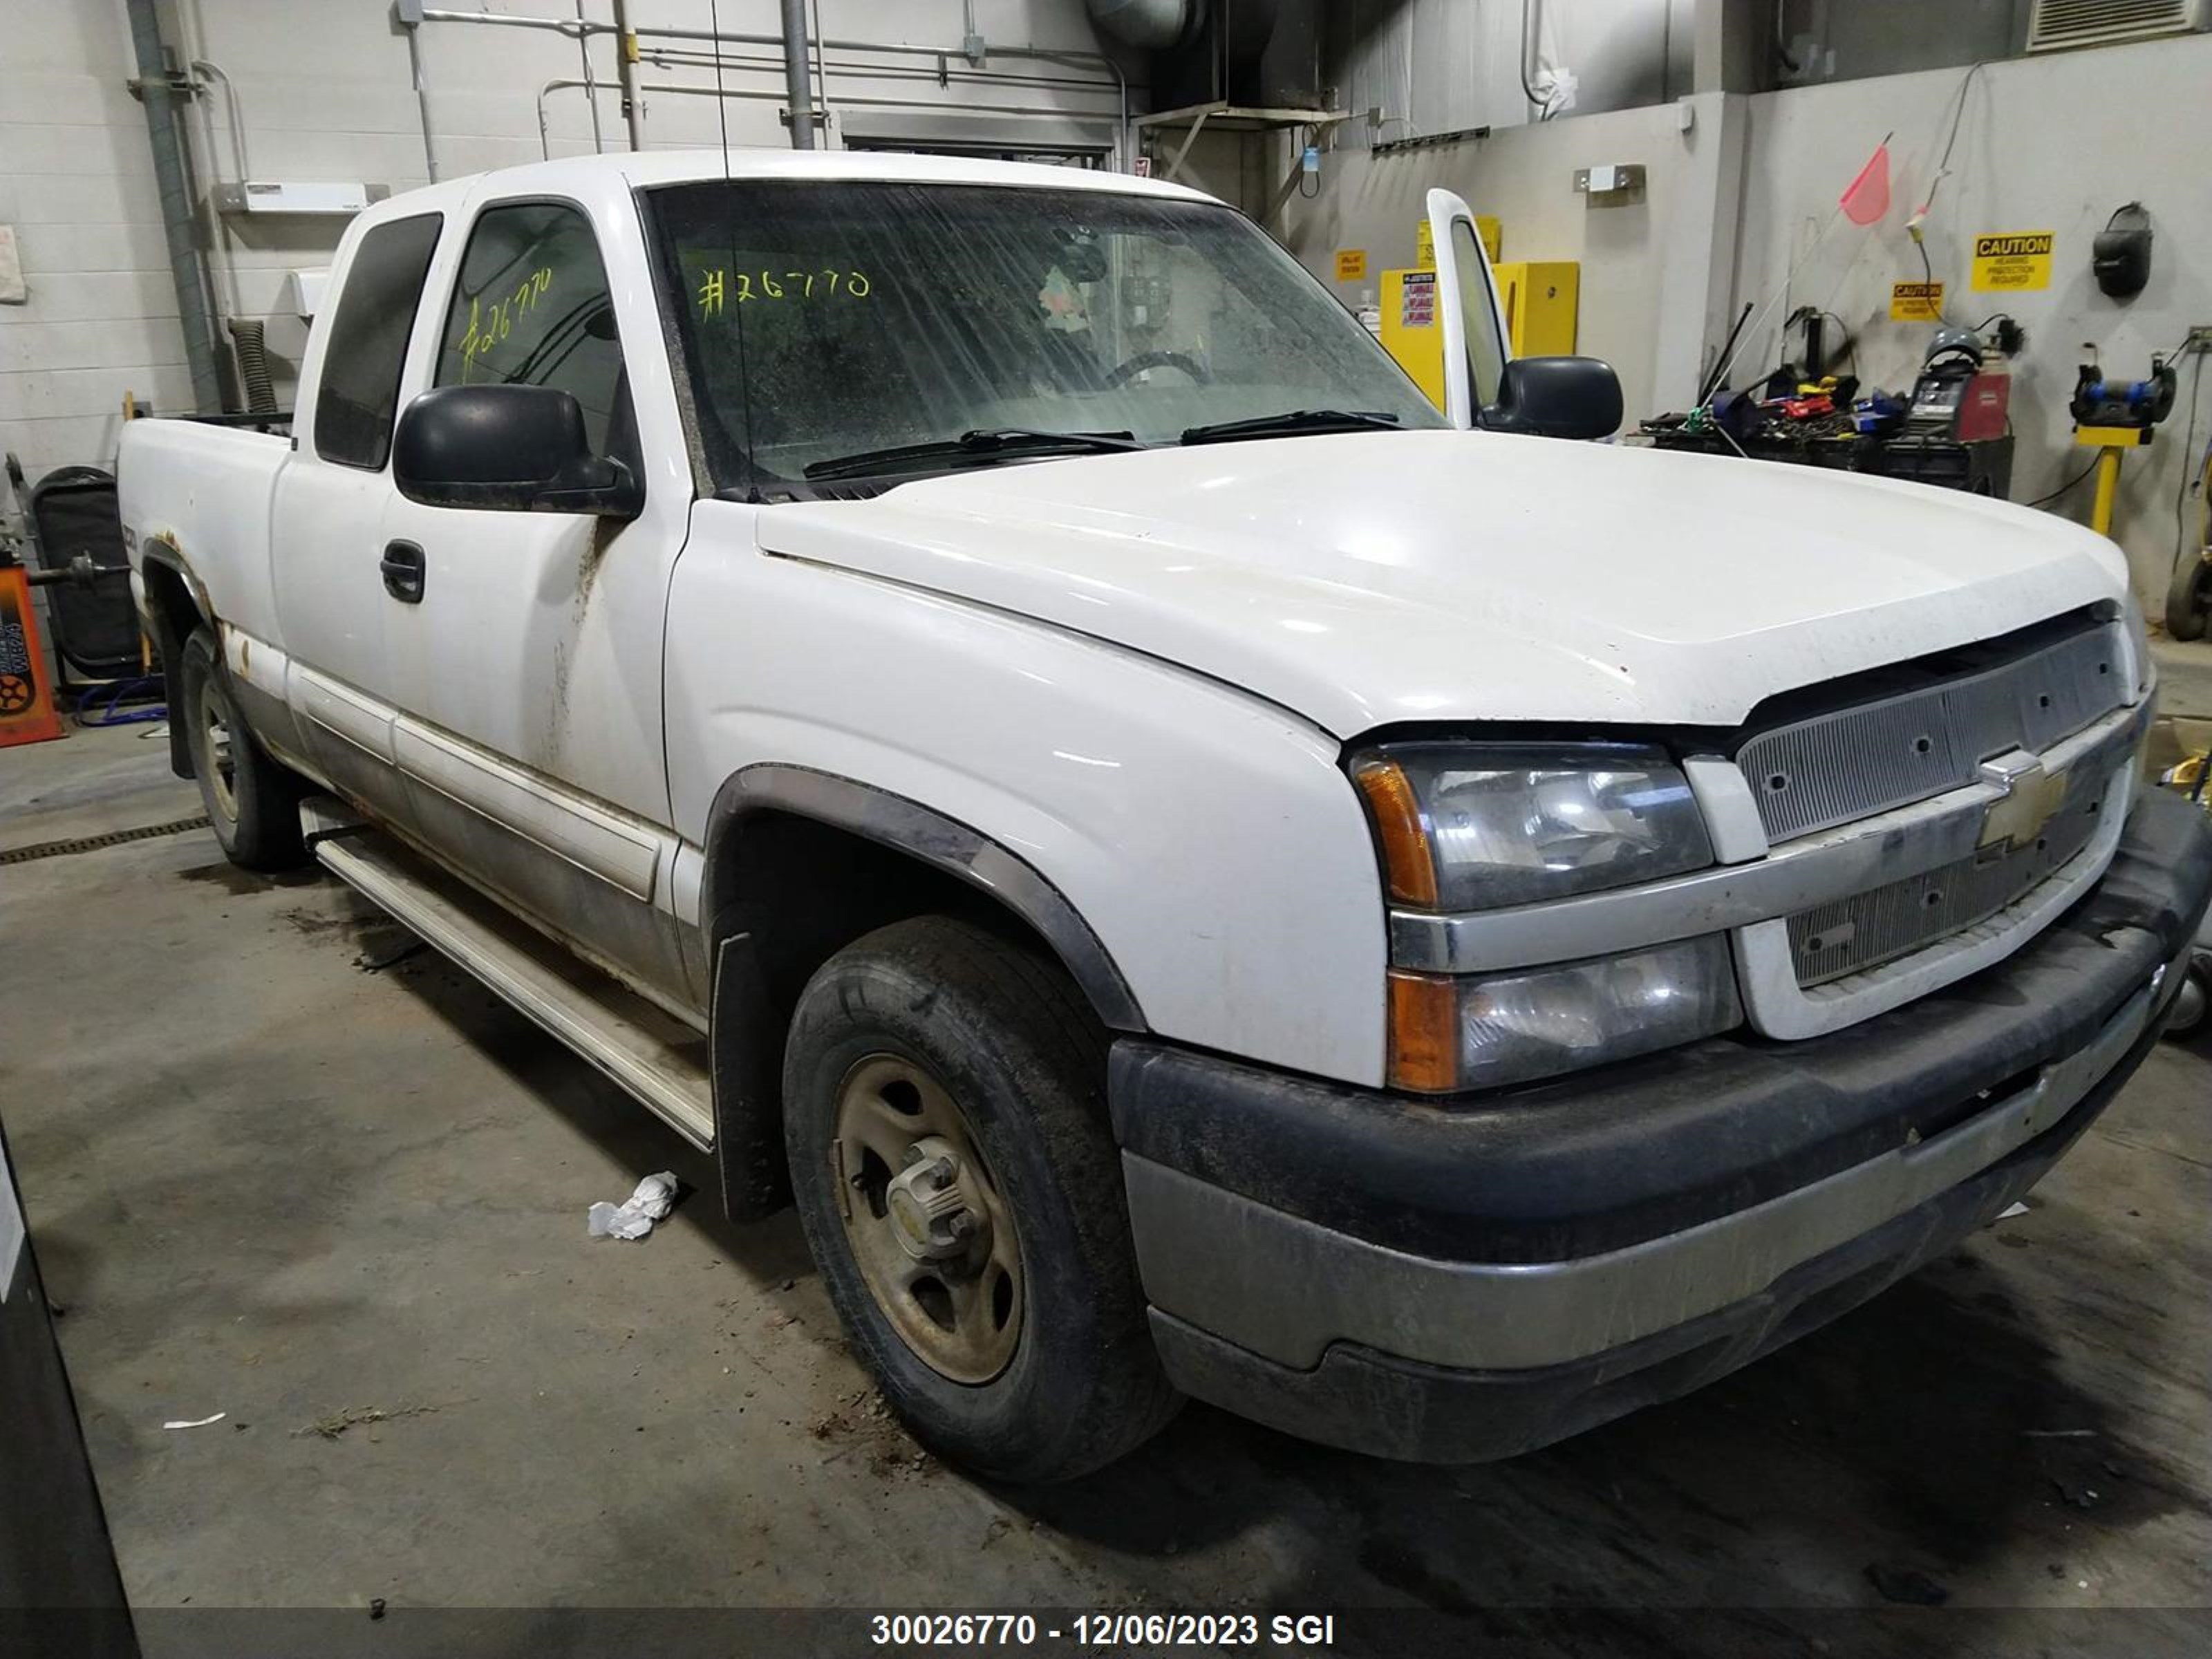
<box><xmin>1105</xmin><ymin>350</ymin><xmax>1211</xmax><ymax>388</ymax></box>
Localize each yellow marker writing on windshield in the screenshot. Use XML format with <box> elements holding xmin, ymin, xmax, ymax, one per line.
<box><xmin>695</xmin><ymin>268</ymin><xmax>873</xmax><ymax>315</ymax></box>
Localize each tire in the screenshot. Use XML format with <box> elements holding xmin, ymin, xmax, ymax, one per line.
<box><xmin>2164</xmin><ymin>964</ymin><xmax>2208</xmax><ymax>1042</ymax></box>
<box><xmin>2169</xmin><ymin>557</ymin><xmax>2211</xmax><ymax>643</ymax></box>
<box><xmin>179</xmin><ymin>629</ymin><xmax>305</xmax><ymax>871</ymax></box>
<box><xmin>781</xmin><ymin>915</ymin><xmax>1180</xmax><ymax>1482</ymax></box>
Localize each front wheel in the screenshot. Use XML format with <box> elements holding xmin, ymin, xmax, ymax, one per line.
<box><xmin>180</xmin><ymin>629</ymin><xmax>304</xmax><ymax>871</ymax></box>
<box><xmin>781</xmin><ymin>915</ymin><xmax>1180</xmax><ymax>1482</ymax></box>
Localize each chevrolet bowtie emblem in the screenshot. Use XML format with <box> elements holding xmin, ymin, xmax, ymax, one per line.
<box><xmin>1977</xmin><ymin>751</ymin><xmax>2068</xmax><ymax>852</ymax></box>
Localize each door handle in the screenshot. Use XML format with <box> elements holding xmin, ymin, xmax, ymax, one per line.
<box><xmin>379</xmin><ymin>540</ymin><xmax>425</xmax><ymax>603</ymax></box>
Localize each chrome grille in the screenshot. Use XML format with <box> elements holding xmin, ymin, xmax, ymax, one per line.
<box><xmin>1738</xmin><ymin>620</ymin><xmax>2127</xmax><ymax>843</ymax></box>
<box><xmin>1786</xmin><ymin>770</ymin><xmax>2111</xmax><ymax>987</ymax></box>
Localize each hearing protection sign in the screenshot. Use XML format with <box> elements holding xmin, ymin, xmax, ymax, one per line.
<box><xmin>1970</xmin><ymin>231</ymin><xmax>2054</xmax><ymax>292</ymax></box>
<box><xmin>1889</xmin><ymin>281</ymin><xmax>1944</xmax><ymax>321</ymax></box>
<box><xmin>1335</xmin><ymin>249</ymin><xmax>1368</xmax><ymax>281</ymax></box>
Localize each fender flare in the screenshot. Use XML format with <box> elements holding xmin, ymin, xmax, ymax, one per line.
<box><xmin>701</xmin><ymin>762</ymin><xmax>1147</xmax><ymax>1033</ymax></box>
<box><xmin>135</xmin><ymin>537</ymin><xmax>213</xmax><ymax>778</ymax></box>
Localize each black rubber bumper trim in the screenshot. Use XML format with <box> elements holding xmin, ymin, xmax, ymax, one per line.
<box><xmin>1146</xmin><ymin>995</ymin><xmax>2164</xmax><ymax>1465</ymax></box>
<box><xmin>1110</xmin><ymin>789</ymin><xmax>2212</xmax><ymax>1266</ymax></box>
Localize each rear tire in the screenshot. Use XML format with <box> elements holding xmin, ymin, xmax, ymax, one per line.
<box><xmin>180</xmin><ymin>629</ymin><xmax>305</xmax><ymax>872</ymax></box>
<box><xmin>2164</xmin><ymin>964</ymin><xmax>2207</xmax><ymax>1042</ymax></box>
<box><xmin>781</xmin><ymin>915</ymin><xmax>1180</xmax><ymax>1483</ymax></box>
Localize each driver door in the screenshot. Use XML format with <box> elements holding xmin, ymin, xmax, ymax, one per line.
<box><xmin>1424</xmin><ymin>188</ymin><xmax>1514</xmax><ymax>429</ymax></box>
<box><xmin>375</xmin><ymin>194</ymin><xmax>695</xmax><ymax>1008</ymax></box>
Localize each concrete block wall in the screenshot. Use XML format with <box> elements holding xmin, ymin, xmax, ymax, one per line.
<box><xmin>0</xmin><ymin>2</ymin><xmax>191</xmax><ymax>485</ymax></box>
<box><xmin>1</xmin><ymin>0</ymin><xmax>1125</xmax><ymax>489</ymax></box>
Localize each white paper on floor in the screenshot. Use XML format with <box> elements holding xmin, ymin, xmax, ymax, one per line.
<box><xmin>588</xmin><ymin>1172</ymin><xmax>679</xmax><ymax>1241</ymax></box>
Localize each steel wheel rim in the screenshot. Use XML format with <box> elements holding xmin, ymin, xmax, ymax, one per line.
<box><xmin>202</xmin><ymin>692</ymin><xmax>240</xmax><ymax>823</ymax></box>
<box><xmin>832</xmin><ymin>1053</ymin><xmax>1023</xmax><ymax>1385</ymax></box>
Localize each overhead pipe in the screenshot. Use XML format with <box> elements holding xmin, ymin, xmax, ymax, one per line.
<box><xmin>182</xmin><ymin>57</ymin><xmax>248</xmax><ymax>321</ymax></box>
<box><xmin>124</xmin><ymin>0</ymin><xmax>223</xmax><ymax>413</ymax></box>
<box><xmin>574</xmin><ymin>0</ymin><xmax>605</xmax><ymax>153</ymax></box>
<box><xmin>641</xmin><ymin>45</ymin><xmax>1121</xmax><ymax>100</ymax></box>
<box><xmin>608</xmin><ymin>0</ymin><xmax>647</xmax><ymax>149</ymax></box>
<box><xmin>402</xmin><ymin>13</ymin><xmax>442</xmax><ymax>178</ymax></box>
<box><xmin>422</xmin><ymin>7</ymin><xmax>1133</xmax><ymax>167</ymax></box>
<box><xmin>630</xmin><ymin>22</ymin><xmax>1133</xmax><ymax>169</ymax></box>
<box><xmin>537</xmin><ymin>78</ymin><xmax>1118</xmax><ymax>162</ymax></box>
<box><xmin>779</xmin><ymin>0</ymin><xmax>816</xmax><ymax>148</ymax></box>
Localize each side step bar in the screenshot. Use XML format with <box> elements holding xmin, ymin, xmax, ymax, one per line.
<box><xmin>303</xmin><ymin>800</ymin><xmax>715</xmax><ymax>1150</ymax></box>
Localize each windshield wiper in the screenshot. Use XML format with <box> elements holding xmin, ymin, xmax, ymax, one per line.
<box><xmin>803</xmin><ymin>427</ymin><xmax>1143</xmax><ymax>481</ymax></box>
<box><xmin>1179</xmin><ymin>409</ymin><xmax>1403</xmax><ymax>445</ymax></box>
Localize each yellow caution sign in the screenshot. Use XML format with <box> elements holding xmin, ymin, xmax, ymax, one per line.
<box><xmin>1970</xmin><ymin>231</ymin><xmax>2053</xmax><ymax>292</ymax></box>
<box><xmin>1889</xmin><ymin>281</ymin><xmax>1944</xmax><ymax>321</ymax></box>
<box><xmin>1335</xmin><ymin>248</ymin><xmax>1367</xmax><ymax>282</ymax></box>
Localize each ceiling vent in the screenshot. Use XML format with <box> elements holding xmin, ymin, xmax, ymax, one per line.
<box><xmin>2026</xmin><ymin>0</ymin><xmax>2211</xmax><ymax>51</ymax></box>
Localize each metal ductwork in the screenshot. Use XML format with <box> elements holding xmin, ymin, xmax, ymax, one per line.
<box><xmin>1085</xmin><ymin>0</ymin><xmax>1203</xmax><ymax>51</ymax></box>
<box><xmin>1089</xmin><ymin>1</ymin><xmax>1319</xmax><ymax>113</ymax></box>
<box><xmin>124</xmin><ymin>0</ymin><xmax>224</xmax><ymax>414</ymax></box>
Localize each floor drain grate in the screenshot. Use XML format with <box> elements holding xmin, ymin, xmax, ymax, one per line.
<box><xmin>0</xmin><ymin>814</ymin><xmax>213</xmax><ymax>865</ymax></box>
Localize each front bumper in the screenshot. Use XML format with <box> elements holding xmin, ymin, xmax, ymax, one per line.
<box><xmin>1110</xmin><ymin>789</ymin><xmax>2212</xmax><ymax>1463</ymax></box>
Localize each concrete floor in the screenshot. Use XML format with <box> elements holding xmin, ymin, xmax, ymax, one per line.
<box><xmin>3</xmin><ymin>721</ymin><xmax>2210</xmax><ymax>1656</ymax></box>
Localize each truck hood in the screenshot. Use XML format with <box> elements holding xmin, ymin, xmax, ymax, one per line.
<box><xmin>755</xmin><ymin>429</ymin><xmax>2129</xmax><ymax>738</ymax></box>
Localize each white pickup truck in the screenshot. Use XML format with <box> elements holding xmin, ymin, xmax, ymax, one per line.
<box><xmin>120</xmin><ymin>151</ymin><xmax>2211</xmax><ymax>1482</ymax></box>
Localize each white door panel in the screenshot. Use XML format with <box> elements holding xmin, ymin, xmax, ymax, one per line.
<box><xmin>391</xmin><ymin>718</ymin><xmax>664</xmax><ymax>900</ymax></box>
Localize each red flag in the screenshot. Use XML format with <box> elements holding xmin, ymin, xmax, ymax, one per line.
<box><xmin>1839</xmin><ymin>143</ymin><xmax>1891</xmax><ymax>226</ymax></box>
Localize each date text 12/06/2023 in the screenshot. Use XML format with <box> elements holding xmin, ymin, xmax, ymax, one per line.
<box><xmin>868</xmin><ymin>1612</ymin><xmax>1338</xmax><ymax>1649</ymax></box>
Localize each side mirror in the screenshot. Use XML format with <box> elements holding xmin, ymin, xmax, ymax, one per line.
<box><xmin>393</xmin><ymin>384</ymin><xmax>642</xmax><ymax>518</ymax></box>
<box><xmin>1480</xmin><ymin>356</ymin><xmax>1624</xmax><ymax>440</ymax></box>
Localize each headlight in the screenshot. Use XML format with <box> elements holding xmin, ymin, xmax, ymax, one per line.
<box><xmin>1351</xmin><ymin>742</ymin><xmax>1714</xmax><ymax>910</ymax></box>
<box><xmin>1387</xmin><ymin>937</ymin><xmax>1741</xmax><ymax>1092</ymax></box>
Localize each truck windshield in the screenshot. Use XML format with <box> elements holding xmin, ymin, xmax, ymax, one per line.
<box><xmin>646</xmin><ymin>179</ymin><xmax>1443</xmax><ymax>489</ymax></box>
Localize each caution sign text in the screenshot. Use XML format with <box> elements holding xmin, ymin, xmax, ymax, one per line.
<box><xmin>1335</xmin><ymin>249</ymin><xmax>1368</xmax><ymax>282</ymax></box>
<box><xmin>1889</xmin><ymin>281</ymin><xmax>1944</xmax><ymax>321</ymax></box>
<box><xmin>1970</xmin><ymin>231</ymin><xmax>2053</xmax><ymax>292</ymax></box>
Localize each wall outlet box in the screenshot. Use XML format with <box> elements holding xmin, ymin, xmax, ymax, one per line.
<box><xmin>213</xmin><ymin>180</ymin><xmax>384</xmax><ymax>216</ymax></box>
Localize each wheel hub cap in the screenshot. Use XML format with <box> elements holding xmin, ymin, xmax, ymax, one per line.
<box><xmin>832</xmin><ymin>1056</ymin><xmax>1023</xmax><ymax>1384</ymax></box>
<box><xmin>884</xmin><ymin>1136</ymin><xmax>982</xmax><ymax>1262</ymax></box>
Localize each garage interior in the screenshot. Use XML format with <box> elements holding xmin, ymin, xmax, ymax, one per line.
<box><xmin>4</xmin><ymin>1</ymin><xmax>2212</xmax><ymax>1653</ymax></box>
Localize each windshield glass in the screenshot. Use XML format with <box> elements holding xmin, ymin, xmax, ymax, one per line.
<box><xmin>646</xmin><ymin>180</ymin><xmax>1443</xmax><ymax>487</ymax></box>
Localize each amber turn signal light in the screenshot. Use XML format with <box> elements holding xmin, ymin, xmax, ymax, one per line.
<box><xmin>1351</xmin><ymin>758</ymin><xmax>1438</xmax><ymax>908</ymax></box>
<box><xmin>1387</xmin><ymin>970</ymin><xmax>1459</xmax><ymax>1093</ymax></box>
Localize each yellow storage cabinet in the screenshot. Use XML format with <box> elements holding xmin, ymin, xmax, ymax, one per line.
<box><xmin>1379</xmin><ymin>259</ymin><xmax>1579</xmax><ymax>414</ymax></box>
<box><xmin>1493</xmin><ymin>261</ymin><xmax>1579</xmax><ymax>357</ymax></box>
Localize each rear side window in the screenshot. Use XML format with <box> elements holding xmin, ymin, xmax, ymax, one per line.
<box><xmin>435</xmin><ymin>201</ymin><xmax>626</xmax><ymax>456</ymax></box>
<box><xmin>313</xmin><ymin>213</ymin><xmax>442</xmax><ymax>470</ymax></box>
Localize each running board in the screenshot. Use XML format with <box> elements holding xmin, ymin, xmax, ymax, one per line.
<box><xmin>305</xmin><ymin>802</ymin><xmax>715</xmax><ymax>1150</ymax></box>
